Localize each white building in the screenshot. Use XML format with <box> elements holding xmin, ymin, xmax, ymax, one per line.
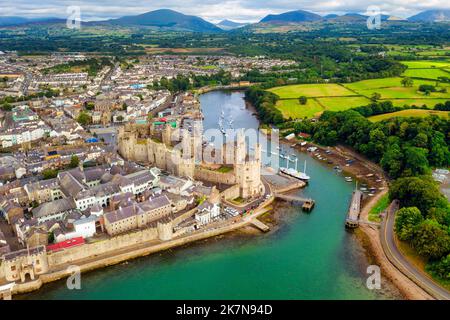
<box><xmin>195</xmin><ymin>201</ymin><xmax>220</xmax><ymax>225</ymax></box>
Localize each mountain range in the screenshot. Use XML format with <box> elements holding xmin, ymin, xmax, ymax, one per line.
<box><xmin>104</xmin><ymin>9</ymin><xmax>221</xmax><ymax>32</ymax></box>
<box><xmin>0</xmin><ymin>8</ymin><xmax>449</xmax><ymax>31</ymax></box>
<box><xmin>216</xmin><ymin>19</ymin><xmax>248</xmax><ymax>30</ymax></box>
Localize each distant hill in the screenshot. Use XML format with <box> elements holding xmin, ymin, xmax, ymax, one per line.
<box><xmin>323</xmin><ymin>14</ymin><xmax>339</xmax><ymax>19</ymax></box>
<box><xmin>260</xmin><ymin>10</ymin><xmax>322</xmax><ymax>23</ymax></box>
<box><xmin>105</xmin><ymin>9</ymin><xmax>222</xmax><ymax>32</ymax></box>
<box><xmin>216</xmin><ymin>19</ymin><xmax>248</xmax><ymax>30</ymax></box>
<box><xmin>408</xmin><ymin>10</ymin><xmax>450</xmax><ymax>22</ymax></box>
<box><xmin>0</xmin><ymin>16</ymin><xmax>64</xmax><ymax>27</ymax></box>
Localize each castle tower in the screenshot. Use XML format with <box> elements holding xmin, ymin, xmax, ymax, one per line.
<box><xmin>234</xmin><ymin>131</ymin><xmax>263</xmax><ymax>199</ymax></box>
<box><xmin>235</xmin><ymin>129</ymin><xmax>246</xmax><ymax>165</ymax></box>
<box><xmin>181</xmin><ymin>129</ymin><xmax>192</xmax><ymax>160</ymax></box>
<box><xmin>162</xmin><ymin>124</ymin><xmax>173</xmax><ymax>147</ymax></box>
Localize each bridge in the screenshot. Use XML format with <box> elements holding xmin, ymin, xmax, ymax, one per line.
<box><xmin>274</xmin><ymin>193</ymin><xmax>315</xmax><ymax>212</ymax></box>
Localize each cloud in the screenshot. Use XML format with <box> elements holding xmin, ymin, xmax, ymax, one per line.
<box><xmin>0</xmin><ymin>0</ymin><xmax>449</xmax><ymax>21</ymax></box>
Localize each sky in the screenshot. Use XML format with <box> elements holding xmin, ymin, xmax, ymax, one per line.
<box><xmin>0</xmin><ymin>0</ymin><xmax>449</xmax><ymax>23</ymax></box>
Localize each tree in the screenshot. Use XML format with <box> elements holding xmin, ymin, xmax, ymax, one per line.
<box><xmin>69</xmin><ymin>155</ymin><xmax>80</xmax><ymax>168</ymax></box>
<box><xmin>42</xmin><ymin>169</ymin><xmax>58</xmax><ymax>180</ymax></box>
<box><xmin>395</xmin><ymin>207</ymin><xmax>423</xmax><ymax>241</ymax></box>
<box><xmin>402</xmin><ymin>147</ymin><xmax>429</xmax><ymax>176</ymax></box>
<box><xmin>418</xmin><ymin>84</ymin><xmax>436</xmax><ymax>93</ymax></box>
<box><xmin>298</xmin><ymin>96</ymin><xmax>307</xmax><ymax>105</ymax></box>
<box><xmin>380</xmin><ymin>143</ymin><xmax>403</xmax><ymax>178</ymax></box>
<box><xmin>77</xmin><ymin>111</ymin><xmax>91</xmax><ymax>126</ymax></box>
<box><xmin>371</xmin><ymin>92</ymin><xmax>381</xmax><ymax>101</ymax></box>
<box><xmin>401</xmin><ymin>77</ymin><xmax>413</xmax><ymax>87</ymax></box>
<box><xmin>389</xmin><ymin>176</ymin><xmax>448</xmax><ymax>215</ymax></box>
<box><xmin>412</xmin><ymin>219</ymin><xmax>450</xmax><ymax>259</ymax></box>
<box><xmin>427</xmin><ymin>253</ymin><xmax>450</xmax><ymax>280</ymax></box>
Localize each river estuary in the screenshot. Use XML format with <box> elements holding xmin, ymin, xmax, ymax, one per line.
<box><xmin>21</xmin><ymin>90</ymin><xmax>401</xmax><ymax>299</ymax></box>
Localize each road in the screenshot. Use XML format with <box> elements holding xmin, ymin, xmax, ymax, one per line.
<box><xmin>380</xmin><ymin>200</ymin><xmax>450</xmax><ymax>300</ymax></box>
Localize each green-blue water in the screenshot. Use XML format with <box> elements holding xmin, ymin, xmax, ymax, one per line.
<box><xmin>21</xmin><ymin>91</ymin><xmax>400</xmax><ymax>300</ymax></box>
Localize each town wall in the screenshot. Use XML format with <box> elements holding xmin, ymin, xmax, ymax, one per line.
<box><xmin>220</xmin><ymin>184</ymin><xmax>240</xmax><ymax>200</ymax></box>
<box><xmin>47</xmin><ymin>227</ymin><xmax>158</xmax><ymax>267</ymax></box>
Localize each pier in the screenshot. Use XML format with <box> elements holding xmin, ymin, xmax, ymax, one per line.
<box><xmin>249</xmin><ymin>219</ymin><xmax>270</xmax><ymax>232</ymax></box>
<box><xmin>274</xmin><ymin>193</ymin><xmax>315</xmax><ymax>212</ymax></box>
<box><xmin>345</xmin><ymin>190</ymin><xmax>363</xmax><ymax>228</ymax></box>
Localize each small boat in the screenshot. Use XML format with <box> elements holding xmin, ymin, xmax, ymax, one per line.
<box><xmin>345</xmin><ymin>177</ymin><xmax>353</xmax><ymax>182</ymax></box>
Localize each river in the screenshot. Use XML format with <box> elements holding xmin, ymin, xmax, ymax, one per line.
<box><xmin>20</xmin><ymin>90</ymin><xmax>400</xmax><ymax>300</ymax></box>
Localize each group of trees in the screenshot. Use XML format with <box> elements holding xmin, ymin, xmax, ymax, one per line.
<box><xmin>391</xmin><ymin>177</ymin><xmax>450</xmax><ymax>279</ymax></box>
<box><xmin>308</xmin><ymin>108</ymin><xmax>450</xmax><ymax>279</ymax></box>
<box><xmin>312</xmin><ymin>110</ymin><xmax>450</xmax><ymax>178</ymax></box>
<box><xmin>43</xmin><ymin>57</ymin><xmax>113</xmax><ymax>77</ymax></box>
<box><xmin>148</xmin><ymin>70</ymin><xmax>234</xmax><ymax>93</ymax></box>
<box><xmin>352</xmin><ymin>100</ymin><xmax>450</xmax><ymax>117</ymax></box>
<box><xmin>245</xmin><ymin>87</ymin><xmax>284</xmax><ymax>125</ymax></box>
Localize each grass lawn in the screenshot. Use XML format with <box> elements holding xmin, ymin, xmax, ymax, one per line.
<box><xmin>268</xmin><ymin>83</ymin><xmax>355</xmax><ymax>99</ymax></box>
<box><xmin>403</xmin><ymin>68</ymin><xmax>450</xmax><ymax>80</ymax></box>
<box><xmin>275</xmin><ymin>99</ymin><xmax>323</xmax><ymax>119</ymax></box>
<box><xmin>216</xmin><ymin>166</ymin><xmax>233</xmax><ymax>173</ymax></box>
<box><xmin>368</xmin><ymin>109</ymin><xmax>449</xmax><ymax>122</ymax></box>
<box><xmin>368</xmin><ymin>193</ymin><xmax>389</xmax><ymax>223</ymax></box>
<box><xmin>316</xmin><ymin>96</ymin><xmax>372</xmax><ymax>111</ymax></box>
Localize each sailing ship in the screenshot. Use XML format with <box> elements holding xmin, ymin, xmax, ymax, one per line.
<box><xmin>280</xmin><ymin>159</ymin><xmax>310</xmax><ymax>182</ymax></box>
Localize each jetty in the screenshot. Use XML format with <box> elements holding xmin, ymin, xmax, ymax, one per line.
<box><xmin>345</xmin><ymin>190</ymin><xmax>363</xmax><ymax>228</ymax></box>
<box><xmin>249</xmin><ymin>219</ymin><xmax>270</xmax><ymax>232</ymax></box>
<box><xmin>274</xmin><ymin>193</ymin><xmax>315</xmax><ymax>212</ymax></box>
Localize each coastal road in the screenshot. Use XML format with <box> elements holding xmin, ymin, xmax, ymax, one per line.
<box><xmin>380</xmin><ymin>200</ymin><xmax>450</xmax><ymax>300</ymax></box>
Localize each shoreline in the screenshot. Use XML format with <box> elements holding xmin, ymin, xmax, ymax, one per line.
<box><xmin>6</xmin><ymin>198</ymin><xmax>275</xmax><ymax>298</ymax></box>
<box><xmin>278</xmin><ymin>137</ymin><xmax>432</xmax><ymax>300</ymax></box>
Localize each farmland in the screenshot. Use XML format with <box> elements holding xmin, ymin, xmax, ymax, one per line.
<box><xmin>268</xmin><ymin>60</ymin><xmax>450</xmax><ymax>119</ymax></box>
<box><xmin>368</xmin><ymin>109</ymin><xmax>449</xmax><ymax>122</ymax></box>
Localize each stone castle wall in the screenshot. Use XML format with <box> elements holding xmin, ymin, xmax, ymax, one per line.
<box><xmin>194</xmin><ymin>167</ymin><xmax>236</xmax><ymax>185</ymax></box>
<box><xmin>47</xmin><ymin>227</ymin><xmax>159</xmax><ymax>267</ymax></box>
<box><xmin>220</xmin><ymin>184</ymin><xmax>240</xmax><ymax>200</ymax></box>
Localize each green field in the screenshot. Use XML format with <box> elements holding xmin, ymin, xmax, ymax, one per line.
<box><xmin>316</xmin><ymin>96</ymin><xmax>372</xmax><ymax>111</ymax></box>
<box><xmin>268</xmin><ymin>60</ymin><xmax>450</xmax><ymax>119</ymax></box>
<box><xmin>268</xmin><ymin>83</ymin><xmax>355</xmax><ymax>98</ymax></box>
<box><xmin>400</xmin><ymin>60</ymin><xmax>450</xmax><ymax>69</ymax></box>
<box><xmin>389</xmin><ymin>99</ymin><xmax>449</xmax><ymax>107</ymax></box>
<box><xmin>275</xmin><ymin>99</ymin><xmax>324</xmax><ymax>119</ymax></box>
<box><xmin>403</xmin><ymin>68</ymin><xmax>450</xmax><ymax>80</ymax></box>
<box><xmin>368</xmin><ymin>109</ymin><xmax>449</xmax><ymax>122</ymax></box>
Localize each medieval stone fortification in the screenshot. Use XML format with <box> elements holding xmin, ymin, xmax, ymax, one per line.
<box><xmin>118</xmin><ymin>123</ymin><xmax>263</xmax><ymax>199</ymax></box>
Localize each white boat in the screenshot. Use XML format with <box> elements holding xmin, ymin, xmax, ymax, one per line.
<box><xmin>279</xmin><ymin>159</ymin><xmax>310</xmax><ymax>181</ymax></box>
<box><xmin>345</xmin><ymin>177</ymin><xmax>353</xmax><ymax>182</ymax></box>
<box><xmin>280</xmin><ymin>167</ymin><xmax>310</xmax><ymax>181</ymax></box>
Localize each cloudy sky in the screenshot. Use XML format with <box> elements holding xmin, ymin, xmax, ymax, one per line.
<box><xmin>0</xmin><ymin>0</ymin><xmax>449</xmax><ymax>22</ymax></box>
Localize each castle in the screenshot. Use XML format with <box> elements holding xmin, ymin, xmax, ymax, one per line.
<box><xmin>118</xmin><ymin>123</ymin><xmax>263</xmax><ymax>199</ymax></box>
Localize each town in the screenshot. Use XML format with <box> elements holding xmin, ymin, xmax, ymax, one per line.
<box><xmin>0</xmin><ymin>51</ymin><xmax>305</xmax><ymax>299</ymax></box>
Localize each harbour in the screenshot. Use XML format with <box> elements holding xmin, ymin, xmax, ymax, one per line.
<box><xmin>19</xmin><ymin>90</ymin><xmax>401</xmax><ymax>300</ymax></box>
